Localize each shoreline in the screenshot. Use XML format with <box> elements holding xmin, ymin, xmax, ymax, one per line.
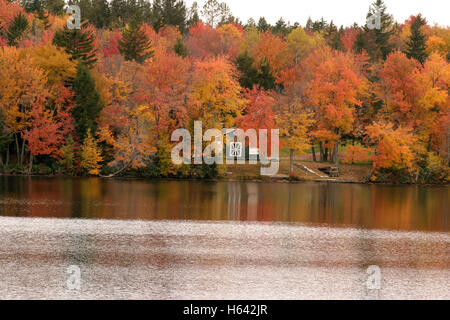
<box><xmin>1</xmin><ymin>173</ymin><xmax>448</xmax><ymax>186</ymax></box>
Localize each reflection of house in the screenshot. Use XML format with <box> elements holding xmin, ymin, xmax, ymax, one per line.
<box><xmin>246</xmin><ymin>183</ymin><xmax>258</xmax><ymax>220</ymax></box>
<box><xmin>227</xmin><ymin>182</ymin><xmax>241</xmax><ymax>219</ymax></box>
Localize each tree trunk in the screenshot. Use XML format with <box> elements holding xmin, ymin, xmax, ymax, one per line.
<box><xmin>20</xmin><ymin>139</ymin><xmax>26</xmax><ymax>166</ymax></box>
<box><xmin>351</xmin><ymin>139</ymin><xmax>355</xmax><ymax>164</ymax></box>
<box><xmin>447</xmin><ymin>125</ymin><xmax>449</xmax><ymax>166</ymax></box>
<box><xmin>0</xmin><ymin>153</ymin><xmax>3</xmax><ymax>166</ymax></box>
<box><xmin>15</xmin><ymin>134</ymin><xmax>20</xmax><ymax>164</ymax></box>
<box><xmin>311</xmin><ymin>146</ymin><xmax>316</xmax><ymax>162</ymax></box>
<box><xmin>28</xmin><ymin>152</ymin><xmax>33</xmax><ymax>174</ymax></box>
<box><xmin>319</xmin><ymin>142</ymin><xmax>324</xmax><ymax>162</ymax></box>
<box><xmin>6</xmin><ymin>148</ymin><xmax>9</xmax><ymax>166</ymax></box>
<box><xmin>101</xmin><ymin>161</ymin><xmax>132</xmax><ymax>178</ymax></box>
<box><xmin>289</xmin><ymin>149</ymin><xmax>294</xmax><ymax>173</ymax></box>
<box><xmin>324</xmin><ymin>147</ymin><xmax>328</xmax><ymax>162</ymax></box>
<box><xmin>334</xmin><ymin>140</ymin><xmax>339</xmax><ymax>167</ymax></box>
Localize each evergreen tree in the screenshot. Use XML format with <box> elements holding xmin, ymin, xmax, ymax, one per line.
<box><xmin>257</xmin><ymin>17</ymin><xmax>270</xmax><ymax>32</ymax></box>
<box><xmin>134</xmin><ymin>0</ymin><xmax>153</xmax><ymax>25</ymax></box>
<box><xmin>118</xmin><ymin>18</ymin><xmax>153</xmax><ymax>64</ymax></box>
<box><xmin>326</xmin><ymin>22</ymin><xmax>343</xmax><ymax>50</ymax></box>
<box><xmin>256</xmin><ymin>58</ymin><xmax>277</xmax><ymax>91</ymax></box>
<box><xmin>88</xmin><ymin>0</ymin><xmax>111</xmax><ymax>29</ymax></box>
<box><xmin>174</xmin><ymin>38</ymin><xmax>188</xmax><ymax>57</ymax></box>
<box><xmin>72</xmin><ymin>62</ymin><xmax>103</xmax><ymax>141</ymax></box>
<box><xmin>357</xmin><ymin>0</ymin><xmax>395</xmax><ymax>60</ymax></box>
<box><xmin>311</xmin><ymin>17</ymin><xmax>328</xmax><ymax>32</ymax></box>
<box><xmin>405</xmin><ymin>14</ymin><xmax>428</xmax><ymax>64</ymax></box>
<box><xmin>7</xmin><ymin>12</ymin><xmax>29</xmax><ymax>46</ymax></box>
<box><xmin>53</xmin><ymin>20</ymin><xmax>98</xmax><ymax>68</ymax></box>
<box><xmin>273</xmin><ymin>18</ymin><xmax>288</xmax><ymax>36</ymax></box>
<box><xmin>110</xmin><ymin>0</ymin><xmax>126</xmax><ymax>26</ymax></box>
<box><xmin>235</xmin><ymin>53</ymin><xmax>277</xmax><ymax>91</ymax></box>
<box><xmin>23</xmin><ymin>0</ymin><xmax>43</xmax><ymax>13</ymax></box>
<box><xmin>152</xmin><ymin>0</ymin><xmax>187</xmax><ymax>33</ymax></box>
<box><xmin>235</xmin><ymin>51</ymin><xmax>258</xmax><ymax>89</ymax></box>
<box><xmin>305</xmin><ymin>17</ymin><xmax>313</xmax><ymax>31</ymax></box>
<box><xmin>109</xmin><ymin>0</ymin><xmax>151</xmax><ymax>27</ymax></box>
<box><xmin>45</xmin><ymin>0</ymin><xmax>65</xmax><ymax>15</ymax></box>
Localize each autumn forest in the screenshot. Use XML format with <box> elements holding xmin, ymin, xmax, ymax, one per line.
<box><xmin>0</xmin><ymin>0</ymin><xmax>449</xmax><ymax>184</ymax></box>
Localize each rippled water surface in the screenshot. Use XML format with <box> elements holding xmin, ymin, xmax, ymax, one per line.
<box><xmin>0</xmin><ymin>176</ymin><xmax>448</xmax><ymax>299</ymax></box>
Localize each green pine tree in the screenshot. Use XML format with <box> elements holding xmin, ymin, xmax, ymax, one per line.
<box><xmin>235</xmin><ymin>51</ymin><xmax>259</xmax><ymax>89</ymax></box>
<box><xmin>305</xmin><ymin>17</ymin><xmax>313</xmax><ymax>31</ymax></box>
<box><xmin>23</xmin><ymin>0</ymin><xmax>43</xmax><ymax>13</ymax></box>
<box><xmin>360</xmin><ymin>0</ymin><xmax>395</xmax><ymax>60</ymax></box>
<box><xmin>405</xmin><ymin>14</ymin><xmax>429</xmax><ymax>64</ymax></box>
<box><xmin>45</xmin><ymin>0</ymin><xmax>65</xmax><ymax>15</ymax></box>
<box><xmin>235</xmin><ymin>53</ymin><xmax>278</xmax><ymax>90</ymax></box>
<box><xmin>273</xmin><ymin>18</ymin><xmax>288</xmax><ymax>36</ymax></box>
<box><xmin>53</xmin><ymin>20</ymin><xmax>98</xmax><ymax>68</ymax></box>
<box><xmin>152</xmin><ymin>0</ymin><xmax>187</xmax><ymax>33</ymax></box>
<box><xmin>257</xmin><ymin>17</ymin><xmax>270</xmax><ymax>32</ymax></box>
<box><xmin>311</xmin><ymin>17</ymin><xmax>328</xmax><ymax>32</ymax></box>
<box><xmin>256</xmin><ymin>58</ymin><xmax>277</xmax><ymax>91</ymax></box>
<box><xmin>174</xmin><ymin>38</ymin><xmax>188</xmax><ymax>57</ymax></box>
<box><xmin>72</xmin><ymin>62</ymin><xmax>103</xmax><ymax>141</ymax></box>
<box><xmin>86</xmin><ymin>0</ymin><xmax>112</xmax><ymax>29</ymax></box>
<box><xmin>118</xmin><ymin>18</ymin><xmax>153</xmax><ymax>64</ymax></box>
<box><xmin>7</xmin><ymin>12</ymin><xmax>29</xmax><ymax>46</ymax></box>
<box><xmin>110</xmin><ymin>0</ymin><xmax>126</xmax><ymax>27</ymax></box>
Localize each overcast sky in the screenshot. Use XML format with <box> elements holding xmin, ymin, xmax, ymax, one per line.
<box><xmin>185</xmin><ymin>0</ymin><xmax>449</xmax><ymax>27</ymax></box>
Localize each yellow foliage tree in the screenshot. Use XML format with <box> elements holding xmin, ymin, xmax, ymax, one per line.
<box><xmin>217</xmin><ymin>23</ymin><xmax>242</xmax><ymax>58</ymax></box>
<box><xmin>81</xmin><ymin>129</ymin><xmax>103</xmax><ymax>175</ymax></box>
<box><xmin>286</xmin><ymin>27</ymin><xmax>324</xmax><ymax>65</ymax></box>
<box><xmin>277</xmin><ymin>99</ymin><xmax>315</xmax><ymax>172</ymax></box>
<box><xmin>240</xmin><ymin>26</ymin><xmax>260</xmax><ymax>56</ymax></box>
<box><xmin>426</xmin><ymin>35</ymin><xmax>447</xmax><ymax>56</ymax></box>
<box><xmin>24</xmin><ymin>44</ymin><xmax>77</xmax><ymax>85</ymax></box>
<box><xmin>192</xmin><ymin>56</ymin><xmax>245</xmax><ymax>128</ymax></box>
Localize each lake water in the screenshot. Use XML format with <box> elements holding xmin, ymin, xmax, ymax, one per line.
<box><xmin>0</xmin><ymin>176</ymin><xmax>448</xmax><ymax>299</ymax></box>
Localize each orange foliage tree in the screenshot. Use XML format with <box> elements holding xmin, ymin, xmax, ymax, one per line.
<box><xmin>365</xmin><ymin>122</ymin><xmax>417</xmax><ymax>178</ymax></box>
<box><xmin>305</xmin><ymin>48</ymin><xmax>368</xmax><ymax>165</ymax></box>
